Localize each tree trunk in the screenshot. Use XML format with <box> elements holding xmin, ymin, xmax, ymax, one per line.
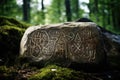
<box><xmin>65</xmin><ymin>0</ymin><xmax>72</xmax><ymax>21</ymax></box>
<box><xmin>107</xmin><ymin>0</ymin><xmax>111</xmax><ymax>25</ymax></box>
<box><xmin>41</xmin><ymin>0</ymin><xmax>44</xmax><ymax>10</ymax></box>
<box><xmin>75</xmin><ymin>0</ymin><xmax>79</xmax><ymax>18</ymax></box>
<box><xmin>94</xmin><ymin>0</ymin><xmax>99</xmax><ymax>21</ymax></box>
<box><xmin>71</xmin><ymin>0</ymin><xmax>79</xmax><ymax>20</ymax></box>
<box><xmin>57</xmin><ymin>0</ymin><xmax>61</xmax><ymax>22</ymax></box>
<box><xmin>23</xmin><ymin>0</ymin><xmax>30</xmax><ymax>22</ymax></box>
<box><xmin>116</xmin><ymin>0</ymin><xmax>120</xmax><ymax>29</ymax></box>
<box><xmin>102</xmin><ymin>5</ymin><xmax>105</xmax><ymax>27</ymax></box>
<box><xmin>111</xmin><ymin>8</ymin><xmax>117</xmax><ymax>28</ymax></box>
<box><xmin>41</xmin><ymin>0</ymin><xmax>45</xmax><ymax>24</ymax></box>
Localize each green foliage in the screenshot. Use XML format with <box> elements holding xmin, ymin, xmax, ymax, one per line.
<box><xmin>88</xmin><ymin>0</ymin><xmax>120</xmax><ymax>34</ymax></box>
<box><xmin>0</xmin><ymin>65</ymin><xmax>18</xmax><ymax>80</ymax></box>
<box><xmin>0</xmin><ymin>16</ymin><xmax>29</xmax><ymax>65</ymax></box>
<box><xmin>1</xmin><ymin>0</ymin><xmax>120</xmax><ymax>35</ymax></box>
<box><xmin>0</xmin><ymin>0</ymin><xmax>22</xmax><ymax>19</ymax></box>
<box><xmin>46</xmin><ymin>0</ymin><xmax>84</xmax><ymax>23</ymax></box>
<box><xmin>0</xmin><ymin>66</ymin><xmax>8</xmax><ymax>73</ymax></box>
<box><xmin>29</xmin><ymin>65</ymin><xmax>84</xmax><ymax>80</ymax></box>
<box><xmin>46</xmin><ymin>0</ymin><xmax>66</xmax><ymax>24</ymax></box>
<box><xmin>71</xmin><ymin>0</ymin><xmax>79</xmax><ymax>20</ymax></box>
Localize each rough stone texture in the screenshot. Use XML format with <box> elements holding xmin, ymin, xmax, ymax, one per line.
<box><xmin>20</xmin><ymin>22</ymin><xmax>106</xmax><ymax>66</ymax></box>
<box><xmin>100</xmin><ymin>28</ymin><xmax>120</xmax><ymax>66</ymax></box>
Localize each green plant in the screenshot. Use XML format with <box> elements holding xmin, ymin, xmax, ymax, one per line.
<box><xmin>29</xmin><ymin>65</ymin><xmax>85</xmax><ymax>80</ymax></box>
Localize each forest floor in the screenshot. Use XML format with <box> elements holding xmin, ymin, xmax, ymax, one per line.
<box><xmin>0</xmin><ymin>63</ymin><xmax>120</xmax><ymax>80</ymax></box>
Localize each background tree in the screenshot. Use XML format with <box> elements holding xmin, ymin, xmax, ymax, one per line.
<box><xmin>110</xmin><ymin>0</ymin><xmax>120</xmax><ymax>29</ymax></box>
<box><xmin>88</xmin><ymin>0</ymin><xmax>120</xmax><ymax>33</ymax></box>
<box><xmin>71</xmin><ymin>0</ymin><xmax>79</xmax><ymax>20</ymax></box>
<box><xmin>0</xmin><ymin>0</ymin><xmax>19</xmax><ymax>17</ymax></box>
<box><xmin>41</xmin><ymin>0</ymin><xmax>45</xmax><ymax>24</ymax></box>
<box><xmin>47</xmin><ymin>0</ymin><xmax>66</xmax><ymax>23</ymax></box>
<box><xmin>23</xmin><ymin>0</ymin><xmax>31</xmax><ymax>22</ymax></box>
<box><xmin>1</xmin><ymin>0</ymin><xmax>120</xmax><ymax>34</ymax></box>
<box><xmin>65</xmin><ymin>0</ymin><xmax>72</xmax><ymax>21</ymax></box>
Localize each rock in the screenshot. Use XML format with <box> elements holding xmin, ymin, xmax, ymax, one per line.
<box><xmin>0</xmin><ymin>16</ymin><xmax>29</xmax><ymax>65</ymax></box>
<box><xmin>20</xmin><ymin>22</ymin><xmax>106</xmax><ymax>66</ymax></box>
<box><xmin>101</xmin><ymin>28</ymin><xmax>120</xmax><ymax>67</ymax></box>
<box><xmin>75</xmin><ymin>18</ymin><xmax>120</xmax><ymax>67</ymax></box>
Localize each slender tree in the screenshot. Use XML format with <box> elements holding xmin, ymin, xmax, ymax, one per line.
<box><xmin>41</xmin><ymin>0</ymin><xmax>45</xmax><ymax>24</ymax></box>
<box><xmin>65</xmin><ymin>0</ymin><xmax>72</xmax><ymax>21</ymax></box>
<box><xmin>47</xmin><ymin>0</ymin><xmax>65</xmax><ymax>23</ymax></box>
<box><xmin>116</xmin><ymin>0</ymin><xmax>120</xmax><ymax>29</ymax></box>
<box><xmin>94</xmin><ymin>0</ymin><xmax>99</xmax><ymax>21</ymax></box>
<box><xmin>106</xmin><ymin>0</ymin><xmax>111</xmax><ymax>25</ymax></box>
<box><xmin>41</xmin><ymin>0</ymin><xmax>44</xmax><ymax>10</ymax></box>
<box><xmin>71</xmin><ymin>0</ymin><xmax>79</xmax><ymax>20</ymax></box>
<box><xmin>101</xmin><ymin>0</ymin><xmax>106</xmax><ymax>27</ymax></box>
<box><xmin>23</xmin><ymin>0</ymin><xmax>30</xmax><ymax>22</ymax></box>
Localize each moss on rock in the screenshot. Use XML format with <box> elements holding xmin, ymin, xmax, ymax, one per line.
<box><xmin>29</xmin><ymin>65</ymin><xmax>88</xmax><ymax>80</ymax></box>
<box><xmin>0</xmin><ymin>16</ymin><xmax>30</xmax><ymax>65</ymax></box>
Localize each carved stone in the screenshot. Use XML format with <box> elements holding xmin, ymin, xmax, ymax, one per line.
<box><xmin>20</xmin><ymin>22</ymin><xmax>106</xmax><ymax>66</ymax></box>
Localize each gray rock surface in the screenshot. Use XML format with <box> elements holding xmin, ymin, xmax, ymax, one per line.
<box><xmin>20</xmin><ymin>22</ymin><xmax>106</xmax><ymax>66</ymax></box>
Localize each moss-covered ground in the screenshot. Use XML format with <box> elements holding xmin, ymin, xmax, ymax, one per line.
<box><xmin>0</xmin><ymin>64</ymin><xmax>120</xmax><ymax>80</ymax></box>
<box><xmin>0</xmin><ymin>16</ymin><xmax>120</xmax><ymax>80</ymax></box>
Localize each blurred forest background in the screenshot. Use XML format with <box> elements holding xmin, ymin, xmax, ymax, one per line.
<box><xmin>0</xmin><ymin>0</ymin><xmax>120</xmax><ymax>34</ymax></box>
<box><xmin>0</xmin><ymin>0</ymin><xmax>120</xmax><ymax>79</ymax></box>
